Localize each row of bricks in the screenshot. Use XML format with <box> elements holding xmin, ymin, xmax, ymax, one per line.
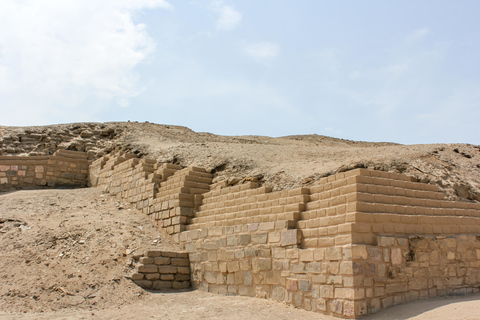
<box><xmin>198</xmin><ymin>195</ymin><xmax>309</xmax><ymax>214</ymax></box>
<box><xmin>156</xmin><ymin>180</ymin><xmax>210</xmax><ymax>193</ymax></box>
<box><xmin>47</xmin><ymin>158</ymin><xmax>88</xmax><ymax>167</ymax></box>
<box><xmin>302</xmin><ymin>203</ymin><xmax>480</xmax><ymax>222</ymax></box>
<box><xmin>301</xmin><ymin>210</ymin><xmax>480</xmax><ymax>228</ymax></box>
<box><xmin>195</xmin><ymin>203</ymin><xmax>304</xmax><ymax>219</ymax></box>
<box><xmin>115</xmin><ymin>188</ymin><xmax>154</xmax><ymax>201</ymax></box>
<box><xmin>352</xmin><ymin>201</ymin><xmax>480</xmax><ymax>215</ymax></box>
<box><xmin>309</xmin><ymin>183</ymin><xmax>443</xmax><ymax>204</ymax></box>
<box><xmin>47</xmin><ymin>159</ymin><xmax>88</xmax><ymax>168</ymax></box>
<box><xmin>163</xmin><ymin>224</ymin><xmax>185</xmax><ymax>234</ymax></box>
<box><xmin>154</xmin><ymin>215</ymin><xmax>188</xmax><ymax>226</ymax></box>
<box><xmin>192</xmin><ymin>210</ymin><xmax>301</xmax><ymax>222</ymax></box>
<box><xmin>132</xmin><ymin>273</ymin><xmax>190</xmax><ymax>282</ymax></box>
<box><xmin>163</xmin><ymin>174</ymin><xmax>213</xmax><ymax>185</ymax></box>
<box><xmin>156</xmin><ymin>187</ymin><xmax>207</xmax><ymax>199</ymax></box>
<box><xmin>150</xmin><ymin>206</ymin><xmax>194</xmax><ymax>218</ymax></box>
<box><xmin>203</xmin><ymin>182</ymin><xmax>261</xmax><ymax>199</ymax></box>
<box><xmin>168</xmin><ymin>166</ymin><xmax>210</xmax><ymax>176</ymax></box>
<box><xmin>154</xmin><ymin>193</ymin><xmax>195</xmax><ymax>204</ymax></box>
<box><xmin>203</xmin><ymin>186</ymin><xmax>310</xmax><ymax>202</ymax></box>
<box><xmin>146</xmin><ymin>198</ymin><xmax>196</xmax><ymax>210</ymax></box>
<box><xmin>313</xmin><ymin>168</ymin><xmax>414</xmax><ymax>184</ymax></box>
<box><xmin>153</xmin><ymin>168</ymin><xmax>178</xmax><ymax>179</ymax></box>
<box><xmin>301</xmin><ymin>233</ymin><xmax>374</xmax><ymax>247</ymax></box>
<box><xmin>133</xmin><ymin>279</ymin><xmax>190</xmax><ymax>290</ymax></box>
<box><xmin>109</xmin><ymin>176</ymin><xmax>158</xmax><ymax>189</ymax></box>
<box><xmin>305</xmin><ymin>194</ymin><xmax>474</xmax><ymax>213</ymax></box>
<box><xmin>181</xmin><ymin>222</ymin><xmax>294</xmax><ymax>242</ymax></box>
<box><xmin>153</xmin><ymin>213</ymin><xmax>188</xmax><ymax>225</ymax></box>
<box><xmin>181</xmin><ymin>222</ymin><xmax>295</xmax><ymax>242</ymax></box>
<box><xmin>300</xmin><ymin>223</ymin><xmax>480</xmax><ymax>246</ymax></box>
<box><xmin>202</xmin><ymin>190</ymin><xmax>309</xmax><ymax>207</ymax></box>
<box><xmin>310</xmin><ymin>174</ymin><xmax>435</xmax><ymax>196</ymax></box>
<box><xmin>124</xmin><ymin>193</ymin><xmax>154</xmax><ymax>204</ymax></box>
<box><xmin>188</xmin><ymin>213</ymin><xmax>300</xmax><ymax>229</ymax></box>
<box><xmin>202</xmin><ymin>186</ymin><xmax>273</xmax><ymax>204</ymax></box>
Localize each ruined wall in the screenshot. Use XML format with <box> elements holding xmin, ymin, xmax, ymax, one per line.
<box><xmin>0</xmin><ymin>123</ymin><xmax>121</xmax><ymax>159</ymax></box>
<box><xmin>91</xmin><ymin>152</ymin><xmax>480</xmax><ymax>319</ymax></box>
<box><xmin>0</xmin><ymin>149</ymin><xmax>88</xmax><ymax>188</ymax></box>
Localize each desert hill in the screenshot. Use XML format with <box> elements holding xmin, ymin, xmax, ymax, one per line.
<box><xmin>1</xmin><ymin>121</ymin><xmax>479</xmax><ymax>201</ymax></box>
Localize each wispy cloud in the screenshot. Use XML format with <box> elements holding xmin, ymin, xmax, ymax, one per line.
<box><xmin>243</xmin><ymin>42</ymin><xmax>280</xmax><ymax>61</ymax></box>
<box><xmin>0</xmin><ymin>0</ymin><xmax>171</xmax><ymax>118</ymax></box>
<box><xmin>209</xmin><ymin>0</ymin><xmax>242</xmax><ymax>31</ymax></box>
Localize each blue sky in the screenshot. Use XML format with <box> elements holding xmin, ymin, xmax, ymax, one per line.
<box><xmin>1</xmin><ymin>1</ymin><xmax>479</xmax><ymax>144</ymax></box>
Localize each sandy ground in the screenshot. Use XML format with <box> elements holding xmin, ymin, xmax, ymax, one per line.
<box><xmin>1</xmin><ymin>188</ymin><xmax>479</xmax><ymax>320</ymax></box>
<box><xmin>0</xmin><ymin>290</ymin><xmax>479</xmax><ymax>320</ymax></box>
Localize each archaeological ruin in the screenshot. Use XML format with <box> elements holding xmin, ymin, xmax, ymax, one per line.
<box><xmin>1</xmin><ymin>149</ymin><xmax>480</xmax><ymax>318</ymax></box>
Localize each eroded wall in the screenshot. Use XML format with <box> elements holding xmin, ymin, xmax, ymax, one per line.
<box><xmin>0</xmin><ymin>149</ymin><xmax>88</xmax><ymax>188</ymax></box>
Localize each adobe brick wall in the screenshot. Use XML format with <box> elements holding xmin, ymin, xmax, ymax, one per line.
<box><xmin>130</xmin><ymin>250</ymin><xmax>191</xmax><ymax>290</ymax></box>
<box><xmin>0</xmin><ymin>149</ymin><xmax>89</xmax><ymax>188</ymax></box>
<box><xmin>91</xmin><ymin>151</ymin><xmax>480</xmax><ymax>318</ymax></box>
<box><xmin>91</xmin><ymin>150</ymin><xmax>212</xmax><ymax>236</ymax></box>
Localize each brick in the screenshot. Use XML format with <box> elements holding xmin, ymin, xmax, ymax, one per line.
<box><xmin>138</xmin><ymin>264</ymin><xmax>157</xmax><ymax>273</ymax></box>
<box><xmin>299</xmin><ymin>249</ymin><xmax>314</xmax><ymax>262</ymax></box>
<box><xmin>158</xmin><ymin>266</ymin><xmax>177</xmax><ymax>273</ymax></box>
<box><xmin>171</xmin><ymin>258</ymin><xmax>189</xmax><ymax>266</ymax></box>
<box><xmin>281</xmin><ymin>230</ymin><xmax>299</xmax><ymax>246</ymax></box>
<box><xmin>139</xmin><ymin>257</ymin><xmax>154</xmax><ymax>264</ymax></box>
<box><xmin>286</xmin><ymin>278</ymin><xmax>298</xmax><ymax>291</ymax></box>
<box><xmin>325</xmin><ymin>247</ymin><xmax>342</xmax><ymax>260</ymax></box>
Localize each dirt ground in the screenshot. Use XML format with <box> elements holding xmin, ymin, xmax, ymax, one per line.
<box><xmin>1</xmin><ymin>188</ymin><xmax>479</xmax><ymax>320</ymax></box>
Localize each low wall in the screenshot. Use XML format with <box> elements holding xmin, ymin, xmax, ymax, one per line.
<box><xmin>91</xmin><ymin>151</ymin><xmax>480</xmax><ymax>318</ymax></box>
<box><xmin>130</xmin><ymin>250</ymin><xmax>191</xmax><ymax>290</ymax></box>
<box><xmin>0</xmin><ymin>149</ymin><xmax>89</xmax><ymax>188</ymax></box>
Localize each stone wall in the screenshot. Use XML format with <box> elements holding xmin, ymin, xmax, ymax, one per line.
<box><xmin>0</xmin><ymin>149</ymin><xmax>89</xmax><ymax>188</ymax></box>
<box><xmin>130</xmin><ymin>250</ymin><xmax>191</xmax><ymax>290</ymax></box>
<box><xmin>91</xmin><ymin>151</ymin><xmax>480</xmax><ymax>318</ymax></box>
<box><xmin>91</xmin><ymin>150</ymin><xmax>212</xmax><ymax>236</ymax></box>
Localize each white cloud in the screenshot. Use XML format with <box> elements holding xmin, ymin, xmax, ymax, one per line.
<box><xmin>244</xmin><ymin>42</ymin><xmax>280</xmax><ymax>61</ymax></box>
<box><xmin>406</xmin><ymin>28</ymin><xmax>429</xmax><ymax>45</ymax></box>
<box><xmin>0</xmin><ymin>0</ymin><xmax>171</xmax><ymax>116</ymax></box>
<box><xmin>209</xmin><ymin>0</ymin><xmax>242</xmax><ymax>31</ymax></box>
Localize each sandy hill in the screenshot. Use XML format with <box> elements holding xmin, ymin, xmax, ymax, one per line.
<box><xmin>1</xmin><ymin>121</ymin><xmax>479</xmax><ymax>201</ymax></box>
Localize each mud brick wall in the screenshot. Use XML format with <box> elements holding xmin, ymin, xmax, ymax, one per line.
<box><xmin>179</xmin><ymin>224</ymin><xmax>370</xmax><ymax>317</ymax></box>
<box><xmin>130</xmin><ymin>250</ymin><xmax>191</xmax><ymax>290</ymax></box>
<box><xmin>91</xmin><ymin>150</ymin><xmax>212</xmax><ymax>237</ymax></box>
<box><xmin>349</xmin><ymin>235</ymin><xmax>480</xmax><ymax>314</ymax></box>
<box><xmin>0</xmin><ymin>149</ymin><xmax>88</xmax><ymax>188</ymax></box>
<box><xmin>91</xmin><ymin>151</ymin><xmax>480</xmax><ymax>318</ymax></box>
